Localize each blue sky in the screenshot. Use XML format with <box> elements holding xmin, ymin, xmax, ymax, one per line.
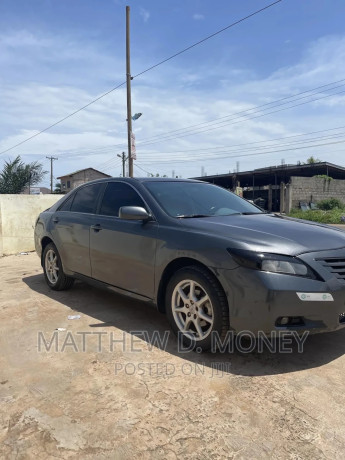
<box><xmin>1</xmin><ymin>0</ymin><xmax>345</xmax><ymax>185</ymax></box>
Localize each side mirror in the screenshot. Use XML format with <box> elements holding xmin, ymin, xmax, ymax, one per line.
<box><xmin>119</xmin><ymin>206</ymin><xmax>152</xmax><ymax>221</ymax></box>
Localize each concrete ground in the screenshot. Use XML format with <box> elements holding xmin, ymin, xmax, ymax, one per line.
<box><xmin>1</xmin><ymin>253</ymin><xmax>345</xmax><ymax>459</ymax></box>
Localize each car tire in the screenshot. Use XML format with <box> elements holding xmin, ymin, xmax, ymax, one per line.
<box><xmin>165</xmin><ymin>265</ymin><xmax>229</xmax><ymax>352</ymax></box>
<box><xmin>43</xmin><ymin>243</ymin><xmax>74</xmax><ymax>291</ymax></box>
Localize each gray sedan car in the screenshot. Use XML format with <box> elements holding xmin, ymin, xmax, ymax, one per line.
<box><xmin>35</xmin><ymin>177</ymin><xmax>345</xmax><ymax>350</ymax></box>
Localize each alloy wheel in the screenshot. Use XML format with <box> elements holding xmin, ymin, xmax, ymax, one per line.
<box><xmin>45</xmin><ymin>248</ymin><xmax>59</xmax><ymax>285</ymax></box>
<box><xmin>172</xmin><ymin>279</ymin><xmax>214</xmax><ymax>341</ymax></box>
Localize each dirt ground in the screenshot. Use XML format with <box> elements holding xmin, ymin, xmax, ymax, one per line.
<box><xmin>1</xmin><ymin>252</ymin><xmax>345</xmax><ymax>459</ymax></box>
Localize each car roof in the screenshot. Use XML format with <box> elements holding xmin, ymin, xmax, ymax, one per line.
<box><xmin>78</xmin><ymin>177</ymin><xmax>204</xmax><ymax>185</ymax></box>
<box><xmin>132</xmin><ymin>177</ymin><xmax>203</xmax><ymax>183</ymax></box>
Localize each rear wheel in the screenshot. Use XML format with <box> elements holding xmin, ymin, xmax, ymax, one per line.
<box><xmin>165</xmin><ymin>266</ymin><xmax>229</xmax><ymax>351</ymax></box>
<box><xmin>43</xmin><ymin>243</ymin><xmax>74</xmax><ymax>291</ymax></box>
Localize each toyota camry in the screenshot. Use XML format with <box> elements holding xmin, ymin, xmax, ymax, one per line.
<box><xmin>35</xmin><ymin>178</ymin><xmax>345</xmax><ymax>350</ymax></box>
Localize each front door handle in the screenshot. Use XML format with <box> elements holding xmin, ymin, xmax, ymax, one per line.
<box><xmin>91</xmin><ymin>224</ymin><xmax>103</xmax><ymax>232</ymax></box>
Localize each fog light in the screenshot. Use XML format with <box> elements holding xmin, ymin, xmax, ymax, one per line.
<box><xmin>276</xmin><ymin>316</ymin><xmax>304</xmax><ymax>327</ymax></box>
<box><xmin>280</xmin><ymin>317</ymin><xmax>289</xmax><ymax>325</ymax></box>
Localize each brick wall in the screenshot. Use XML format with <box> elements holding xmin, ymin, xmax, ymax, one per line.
<box><xmin>290</xmin><ymin>176</ymin><xmax>345</xmax><ymax>209</ymax></box>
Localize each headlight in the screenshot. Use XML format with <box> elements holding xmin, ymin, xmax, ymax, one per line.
<box><xmin>228</xmin><ymin>248</ymin><xmax>318</xmax><ymax>279</ymax></box>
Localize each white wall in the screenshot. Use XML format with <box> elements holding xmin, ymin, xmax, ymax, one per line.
<box><xmin>0</xmin><ymin>194</ymin><xmax>63</xmax><ymax>256</ymax></box>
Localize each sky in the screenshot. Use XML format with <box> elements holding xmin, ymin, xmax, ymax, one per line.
<box><xmin>1</xmin><ymin>0</ymin><xmax>345</xmax><ymax>187</ymax></box>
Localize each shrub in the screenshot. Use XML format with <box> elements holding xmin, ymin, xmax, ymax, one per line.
<box><xmin>313</xmin><ymin>174</ymin><xmax>332</xmax><ymax>180</ymax></box>
<box><xmin>317</xmin><ymin>198</ymin><xmax>344</xmax><ymax>211</ymax></box>
<box><xmin>288</xmin><ymin>208</ymin><xmax>345</xmax><ymax>224</ymax></box>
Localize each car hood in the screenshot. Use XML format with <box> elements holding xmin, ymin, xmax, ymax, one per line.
<box><xmin>180</xmin><ymin>213</ymin><xmax>345</xmax><ymax>255</ymax></box>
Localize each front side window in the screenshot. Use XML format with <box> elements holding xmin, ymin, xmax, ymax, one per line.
<box><xmin>99</xmin><ymin>182</ymin><xmax>146</xmax><ymax>217</ymax></box>
<box><xmin>70</xmin><ymin>183</ymin><xmax>102</xmax><ymax>214</ymax></box>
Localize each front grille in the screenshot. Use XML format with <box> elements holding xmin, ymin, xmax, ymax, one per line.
<box><xmin>319</xmin><ymin>258</ymin><xmax>345</xmax><ymax>281</ymax></box>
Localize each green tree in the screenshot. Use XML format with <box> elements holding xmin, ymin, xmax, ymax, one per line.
<box><xmin>54</xmin><ymin>182</ymin><xmax>62</xmax><ymax>193</ymax></box>
<box><xmin>305</xmin><ymin>156</ymin><xmax>321</xmax><ymax>164</ymax></box>
<box><xmin>0</xmin><ymin>156</ymin><xmax>47</xmax><ymax>194</ymax></box>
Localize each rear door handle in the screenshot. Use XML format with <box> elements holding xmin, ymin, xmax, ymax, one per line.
<box><xmin>53</xmin><ymin>217</ymin><xmax>59</xmax><ymax>223</ymax></box>
<box><xmin>91</xmin><ymin>224</ymin><xmax>103</xmax><ymax>232</ymax></box>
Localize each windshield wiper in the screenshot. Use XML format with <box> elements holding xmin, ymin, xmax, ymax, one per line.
<box><xmin>178</xmin><ymin>212</ymin><xmax>263</xmax><ymax>218</ymax></box>
<box><xmin>177</xmin><ymin>214</ymin><xmax>211</xmax><ymax>218</ymax></box>
<box><xmin>239</xmin><ymin>212</ymin><xmax>264</xmax><ymax>215</ymax></box>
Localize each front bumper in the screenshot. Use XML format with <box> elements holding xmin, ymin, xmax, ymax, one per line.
<box><xmin>217</xmin><ymin>248</ymin><xmax>345</xmax><ymax>335</ymax></box>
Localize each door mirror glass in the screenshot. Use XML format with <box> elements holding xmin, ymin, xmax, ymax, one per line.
<box><xmin>119</xmin><ymin>206</ymin><xmax>151</xmax><ymax>221</ymax></box>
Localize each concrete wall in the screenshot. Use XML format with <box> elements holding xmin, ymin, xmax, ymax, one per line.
<box><xmin>0</xmin><ymin>194</ymin><xmax>63</xmax><ymax>256</ymax></box>
<box><xmin>290</xmin><ymin>176</ymin><xmax>345</xmax><ymax>210</ymax></box>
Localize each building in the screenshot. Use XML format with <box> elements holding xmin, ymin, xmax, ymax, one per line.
<box><xmin>57</xmin><ymin>168</ymin><xmax>111</xmax><ymax>193</ymax></box>
<box><xmin>193</xmin><ymin>162</ymin><xmax>345</xmax><ymax>213</ymax></box>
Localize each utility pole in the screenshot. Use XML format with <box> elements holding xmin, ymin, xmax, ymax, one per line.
<box><xmin>46</xmin><ymin>156</ymin><xmax>58</xmax><ymax>193</ymax></box>
<box><xmin>28</xmin><ymin>172</ymin><xmax>32</xmax><ymax>195</ymax></box>
<box><xmin>117</xmin><ymin>152</ymin><xmax>127</xmax><ymax>177</ymax></box>
<box><xmin>126</xmin><ymin>5</ymin><xmax>133</xmax><ymax>177</ymax></box>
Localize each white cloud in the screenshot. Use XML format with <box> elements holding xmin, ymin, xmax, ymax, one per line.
<box><xmin>193</xmin><ymin>14</ymin><xmax>204</xmax><ymax>20</ymax></box>
<box><xmin>139</xmin><ymin>8</ymin><xmax>150</xmax><ymax>23</ymax></box>
<box><xmin>2</xmin><ymin>32</ymin><xmax>345</xmax><ymax>180</ymax></box>
<box><xmin>0</xmin><ymin>30</ymin><xmax>51</xmax><ymax>47</ymax></box>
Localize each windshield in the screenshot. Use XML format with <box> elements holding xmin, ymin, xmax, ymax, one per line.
<box><xmin>144</xmin><ymin>181</ymin><xmax>263</xmax><ymax>218</ymax></box>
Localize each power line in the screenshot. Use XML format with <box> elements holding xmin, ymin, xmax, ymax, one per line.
<box><xmin>89</xmin><ymin>133</ymin><xmax>345</xmax><ymax>176</ymax></box>
<box><xmin>135</xmin><ymin>163</ymin><xmax>153</xmax><ymax>176</ymax></box>
<box><xmin>49</xmin><ymin>118</ymin><xmax>345</xmax><ymax>172</ymax></box>
<box><xmin>0</xmin><ymin>0</ymin><xmax>282</xmax><ymax>156</ymax></box>
<box><xmin>136</xmin><ymin>138</ymin><xmax>345</xmax><ymax>165</ymax></box>
<box><xmin>133</xmin><ymin>0</ymin><xmax>282</xmax><ymax>79</ymax></box>
<box><xmin>130</xmin><ymin>78</ymin><xmax>345</xmax><ymax>146</ymax></box>
<box><xmin>0</xmin><ymin>82</ymin><xmax>127</xmax><ymax>156</ymax></box>
<box><xmin>139</xmin><ymin>131</ymin><xmax>345</xmax><ymax>159</ymax></box>
<box><xmin>44</xmin><ymin>80</ymin><xmax>345</xmax><ymax>160</ymax></box>
<box><xmin>54</xmin><ymin>119</ymin><xmax>345</xmax><ymax>161</ymax></box>
<box><xmin>129</xmin><ymin>147</ymin><xmax>345</xmax><ymax>177</ymax></box>
<box><xmin>134</xmin><ymin>87</ymin><xmax>345</xmax><ymax>148</ymax></box>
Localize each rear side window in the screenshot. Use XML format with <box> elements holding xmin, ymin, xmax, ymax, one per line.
<box><xmin>99</xmin><ymin>182</ymin><xmax>146</xmax><ymax>217</ymax></box>
<box><xmin>70</xmin><ymin>184</ymin><xmax>102</xmax><ymax>214</ymax></box>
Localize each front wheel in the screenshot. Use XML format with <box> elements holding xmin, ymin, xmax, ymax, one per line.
<box><xmin>165</xmin><ymin>266</ymin><xmax>229</xmax><ymax>351</ymax></box>
<box><xmin>43</xmin><ymin>243</ymin><xmax>74</xmax><ymax>291</ymax></box>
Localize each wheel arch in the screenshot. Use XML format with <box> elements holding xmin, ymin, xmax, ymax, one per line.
<box><xmin>40</xmin><ymin>236</ymin><xmax>54</xmax><ymax>266</ymax></box>
<box><xmin>156</xmin><ymin>257</ymin><xmax>227</xmax><ymax>313</ymax></box>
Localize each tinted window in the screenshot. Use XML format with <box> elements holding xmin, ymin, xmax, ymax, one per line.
<box><xmin>70</xmin><ymin>184</ymin><xmax>102</xmax><ymax>214</ymax></box>
<box><xmin>99</xmin><ymin>182</ymin><xmax>146</xmax><ymax>217</ymax></box>
<box><xmin>58</xmin><ymin>194</ymin><xmax>74</xmax><ymax>211</ymax></box>
<box><xmin>145</xmin><ymin>181</ymin><xmax>263</xmax><ymax>217</ymax></box>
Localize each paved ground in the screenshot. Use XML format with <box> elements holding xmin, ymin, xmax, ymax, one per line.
<box><xmin>1</xmin><ymin>253</ymin><xmax>345</xmax><ymax>459</ymax></box>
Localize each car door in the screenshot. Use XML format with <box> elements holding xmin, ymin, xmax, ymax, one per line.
<box><xmin>50</xmin><ymin>183</ymin><xmax>104</xmax><ymax>276</ymax></box>
<box><xmin>89</xmin><ymin>181</ymin><xmax>158</xmax><ymax>299</ymax></box>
